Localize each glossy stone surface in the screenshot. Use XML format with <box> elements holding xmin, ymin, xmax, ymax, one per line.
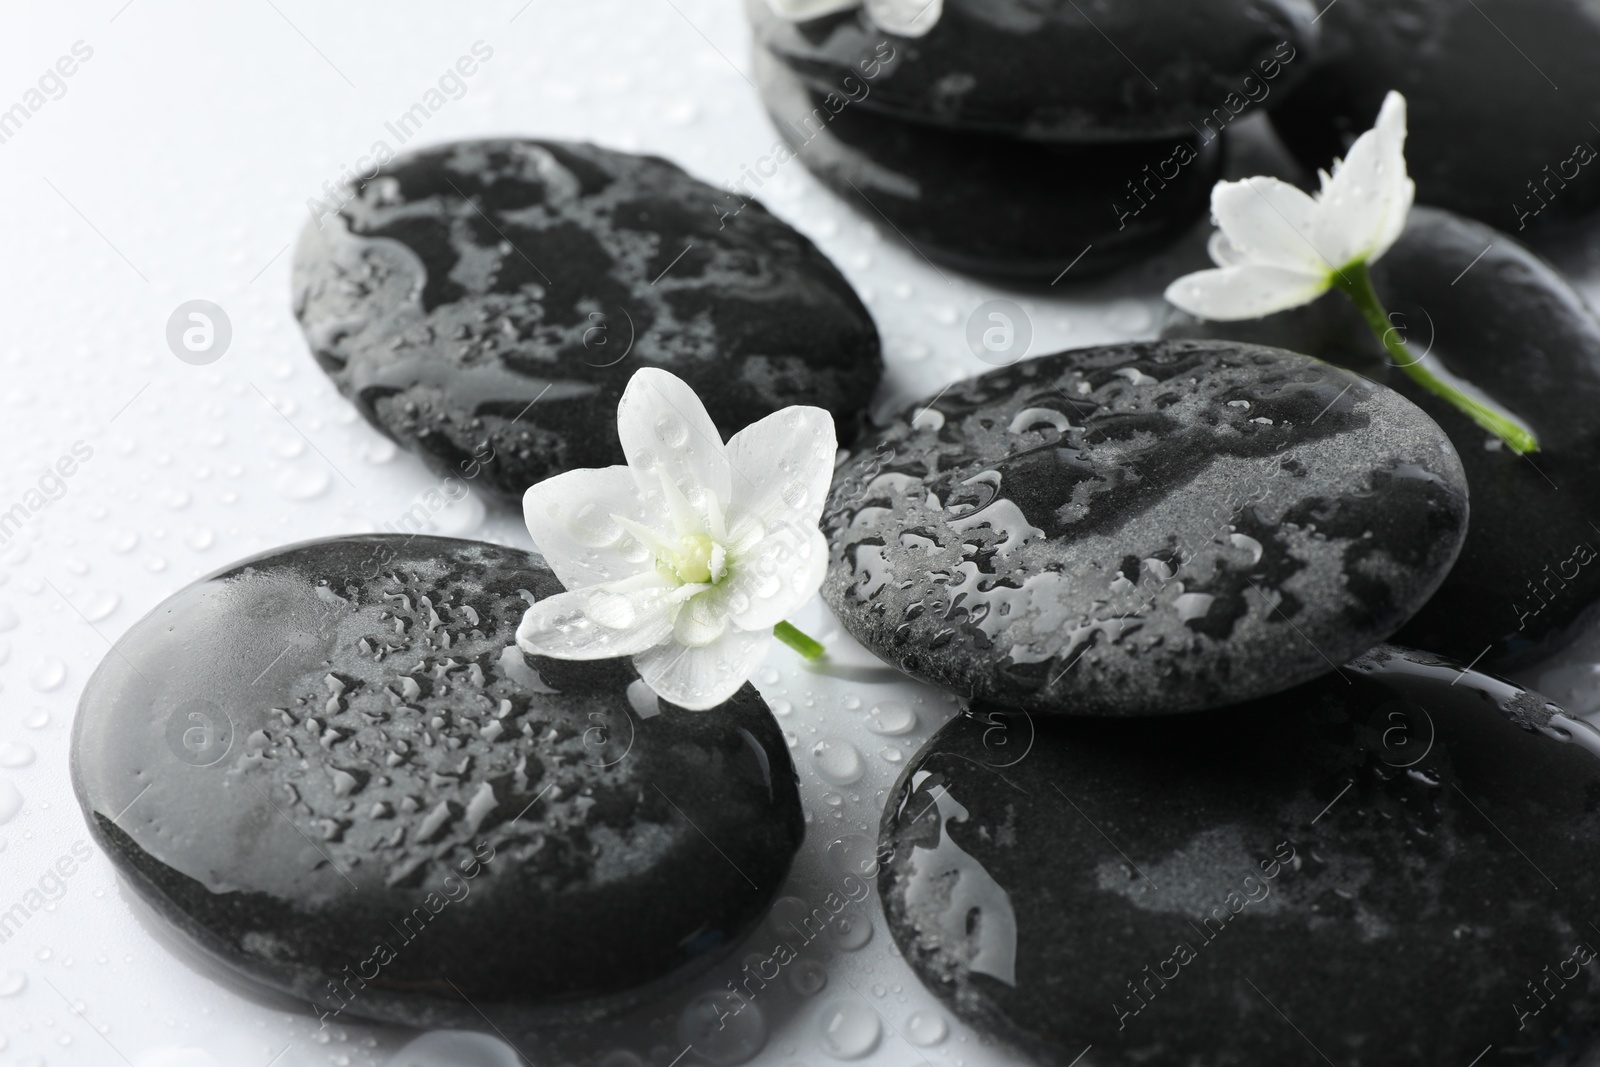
<box><xmin>879</xmin><ymin>644</ymin><xmax>1600</xmax><ymax>1066</ymax></box>
<box><xmin>1165</xmin><ymin>206</ymin><xmax>1600</xmax><ymax>663</ymax></box>
<box><xmin>747</xmin><ymin>0</ymin><xmax>1318</xmax><ymax>141</ymax></box>
<box><xmin>291</xmin><ymin>139</ymin><xmax>881</xmax><ymax>506</ymax></box>
<box><xmin>1269</xmin><ymin>0</ymin><xmax>1600</xmax><ymax>231</ymax></box>
<box><xmin>822</xmin><ymin>340</ymin><xmax>1469</xmax><ymax>716</ymax></box>
<box><xmin>71</xmin><ymin>535</ymin><xmax>803</xmax><ymax>1031</ymax></box>
<box><xmin>753</xmin><ymin>48</ymin><xmax>1220</xmax><ymax>282</ymax></box>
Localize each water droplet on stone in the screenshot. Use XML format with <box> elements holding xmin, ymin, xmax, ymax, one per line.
<box><xmin>817</xmin><ymin>1000</ymin><xmax>881</xmax><ymax>1059</ymax></box>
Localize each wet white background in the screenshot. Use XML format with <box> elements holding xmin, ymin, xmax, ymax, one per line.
<box><xmin>2</xmin><ymin>2</ymin><xmax>1599</xmax><ymax>1066</ymax></box>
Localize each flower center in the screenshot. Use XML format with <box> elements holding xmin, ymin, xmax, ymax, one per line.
<box><xmin>659</xmin><ymin>532</ymin><xmax>727</xmax><ymax>586</ymax></box>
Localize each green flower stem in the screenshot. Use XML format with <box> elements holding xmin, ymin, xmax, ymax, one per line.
<box><xmin>1331</xmin><ymin>262</ymin><xmax>1539</xmax><ymax>454</ymax></box>
<box><xmin>774</xmin><ymin>621</ymin><xmax>826</xmax><ymax>660</ymax></box>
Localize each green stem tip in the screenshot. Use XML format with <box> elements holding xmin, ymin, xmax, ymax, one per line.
<box><xmin>774</xmin><ymin>620</ymin><xmax>826</xmax><ymax>660</ymax></box>
<box><xmin>1331</xmin><ymin>262</ymin><xmax>1539</xmax><ymax>455</ymax></box>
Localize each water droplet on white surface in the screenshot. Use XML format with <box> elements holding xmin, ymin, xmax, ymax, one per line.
<box><xmin>866</xmin><ymin>702</ymin><xmax>917</xmax><ymax>736</ymax></box>
<box><xmin>788</xmin><ymin>957</ymin><xmax>828</xmax><ymax>996</ymax></box>
<box><xmin>830</xmin><ymin>913</ymin><xmax>872</xmax><ymax>950</ymax></box>
<box><xmin>817</xmin><ymin>1000</ymin><xmax>880</xmax><ymax>1059</ymax></box>
<box><xmin>30</xmin><ymin>659</ymin><xmax>66</xmax><ymax>691</ymax></box>
<box><xmin>386</xmin><ymin>1030</ymin><xmax>523</xmax><ymax>1067</ymax></box>
<box><xmin>24</xmin><ymin>711</ymin><xmax>48</xmax><ymax>730</ymax></box>
<box><xmin>826</xmin><ymin>834</ymin><xmax>880</xmax><ymax>878</ymax></box>
<box><xmin>811</xmin><ymin>738</ymin><xmax>864</xmax><ymax>785</ymax></box>
<box><xmin>0</xmin><ymin>781</ymin><xmax>21</xmax><ymax>824</ymax></box>
<box><xmin>0</xmin><ymin>970</ymin><xmax>23</xmax><ymax>996</ymax></box>
<box><xmin>0</xmin><ymin>604</ymin><xmax>16</xmax><ymax>631</ymax></box>
<box><xmin>109</xmin><ymin>531</ymin><xmax>139</xmax><ymax>554</ymax></box>
<box><xmin>679</xmin><ymin>993</ymin><xmax>766</xmax><ymax>1065</ymax></box>
<box><xmin>363</xmin><ymin>438</ymin><xmax>398</xmax><ymax>464</ymax></box>
<box><xmin>274</xmin><ymin>468</ymin><xmax>330</xmax><ymax>500</ymax></box>
<box><xmin>83</xmin><ymin>591</ymin><xmax>120</xmax><ymax>621</ymax></box>
<box><xmin>880</xmin><ymin>747</ymin><xmax>904</xmax><ymax>764</ymax></box>
<box><xmin>0</xmin><ymin>743</ymin><xmax>35</xmax><ymax>768</ymax></box>
<box><xmin>186</xmin><ymin>527</ymin><xmax>215</xmax><ymax>551</ymax></box>
<box><xmin>905</xmin><ymin>1009</ymin><xmax>949</xmax><ymax>1046</ymax></box>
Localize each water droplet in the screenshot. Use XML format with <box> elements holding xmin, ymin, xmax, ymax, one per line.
<box><xmin>679</xmin><ymin>993</ymin><xmax>766</xmax><ymax>1065</ymax></box>
<box><xmin>817</xmin><ymin>1000</ymin><xmax>880</xmax><ymax>1059</ymax></box>
<box><xmin>363</xmin><ymin>438</ymin><xmax>398</xmax><ymax>464</ymax></box>
<box><xmin>83</xmin><ymin>592</ymin><xmax>120</xmax><ymax>622</ymax></box>
<box><xmin>0</xmin><ymin>781</ymin><xmax>22</xmax><ymax>824</ymax></box>
<box><xmin>811</xmin><ymin>738</ymin><xmax>864</xmax><ymax>785</ymax></box>
<box><xmin>23</xmin><ymin>711</ymin><xmax>48</xmax><ymax>730</ymax></box>
<box><xmin>385</xmin><ymin>1030</ymin><xmax>523</xmax><ymax>1066</ymax></box>
<box><xmin>109</xmin><ymin>531</ymin><xmax>139</xmax><ymax>555</ymax></box>
<box><xmin>830</xmin><ymin>913</ymin><xmax>872</xmax><ymax>951</ymax></box>
<box><xmin>880</xmin><ymin>747</ymin><xmax>904</xmax><ymax>764</ymax></box>
<box><xmin>0</xmin><ymin>970</ymin><xmax>23</xmax><ymax>997</ymax></box>
<box><xmin>654</xmin><ymin>413</ymin><xmax>689</xmax><ymax>449</ymax></box>
<box><xmin>274</xmin><ymin>467</ymin><xmax>331</xmax><ymax>500</ymax></box>
<box><xmin>30</xmin><ymin>659</ymin><xmax>66</xmax><ymax>692</ymax></box>
<box><xmin>0</xmin><ymin>744</ymin><xmax>35</xmax><ymax>768</ymax></box>
<box><xmin>788</xmin><ymin>957</ymin><xmax>828</xmax><ymax>996</ymax></box>
<box><xmin>906</xmin><ymin>1009</ymin><xmax>948</xmax><ymax>1046</ymax></box>
<box><xmin>826</xmin><ymin>834</ymin><xmax>880</xmax><ymax>878</ymax></box>
<box><xmin>0</xmin><ymin>604</ymin><xmax>16</xmax><ymax>631</ymax></box>
<box><xmin>186</xmin><ymin>527</ymin><xmax>215</xmax><ymax>551</ymax></box>
<box><xmin>866</xmin><ymin>702</ymin><xmax>917</xmax><ymax>736</ymax></box>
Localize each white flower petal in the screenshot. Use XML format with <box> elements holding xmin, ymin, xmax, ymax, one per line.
<box><xmin>516</xmin><ymin>582</ymin><xmax>679</xmax><ymax>661</ymax></box>
<box><xmin>674</xmin><ymin>591</ymin><xmax>731</xmax><ymax>647</ymax></box>
<box><xmin>1164</xmin><ymin>264</ymin><xmax>1332</xmax><ymax>321</ymax></box>
<box><xmin>634</xmin><ymin>628</ymin><xmax>773</xmax><ymax>711</ymax></box>
<box><xmin>1211</xmin><ymin>177</ymin><xmax>1329</xmax><ymax>274</ymax></box>
<box><xmin>864</xmin><ymin>0</ymin><xmax>941</xmax><ymax>36</ymax></box>
<box><xmin>1207</xmin><ymin>230</ymin><xmax>1250</xmax><ymax>268</ymax></box>
<box><xmin>617</xmin><ymin>368</ymin><xmax>732</xmax><ymax>533</ymax></box>
<box><xmin>727</xmin><ymin>527</ymin><xmax>829</xmax><ymax>631</ymax></box>
<box><xmin>1311</xmin><ymin>91</ymin><xmax>1413</xmax><ymax>268</ymax></box>
<box><xmin>726</xmin><ymin>405</ymin><xmax>838</xmax><ymax>532</ymax></box>
<box><xmin>522</xmin><ymin>465</ymin><xmax>653</xmax><ymax>590</ymax></box>
<box><xmin>765</xmin><ymin>0</ymin><xmax>860</xmax><ymax>18</ymax></box>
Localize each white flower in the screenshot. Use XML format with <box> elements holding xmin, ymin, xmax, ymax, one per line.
<box><xmin>764</xmin><ymin>0</ymin><xmax>941</xmax><ymax>37</ymax></box>
<box><xmin>516</xmin><ymin>368</ymin><xmax>837</xmax><ymax>711</ymax></box>
<box><xmin>1164</xmin><ymin>90</ymin><xmax>1416</xmax><ymax>321</ymax></box>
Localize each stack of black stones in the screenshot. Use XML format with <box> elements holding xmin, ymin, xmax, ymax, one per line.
<box><xmin>69</xmin><ymin>2</ymin><xmax>1600</xmax><ymax>1064</ymax></box>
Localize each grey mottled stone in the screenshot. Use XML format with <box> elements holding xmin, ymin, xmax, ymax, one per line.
<box><xmin>1269</xmin><ymin>0</ymin><xmax>1600</xmax><ymax>231</ymax></box>
<box><xmin>747</xmin><ymin>0</ymin><xmax>1319</xmax><ymax>141</ymax></box>
<box><xmin>1164</xmin><ymin>207</ymin><xmax>1600</xmax><ymax>664</ymax></box>
<box><xmin>72</xmin><ymin>535</ymin><xmax>802</xmax><ymax>1031</ymax></box>
<box><xmin>822</xmin><ymin>341</ymin><xmax>1470</xmax><ymax>715</ymax></box>
<box><xmin>292</xmin><ymin>140</ymin><xmax>881</xmax><ymax>506</ymax></box>
<box><xmin>879</xmin><ymin>644</ymin><xmax>1600</xmax><ymax>1066</ymax></box>
<box><xmin>753</xmin><ymin>47</ymin><xmax>1221</xmax><ymax>283</ymax></box>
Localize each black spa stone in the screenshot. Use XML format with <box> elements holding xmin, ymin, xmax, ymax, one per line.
<box><xmin>291</xmin><ymin>139</ymin><xmax>881</xmax><ymax>506</ymax></box>
<box><xmin>821</xmin><ymin>340</ymin><xmax>1469</xmax><ymax>716</ymax></box>
<box><xmin>70</xmin><ymin>535</ymin><xmax>803</xmax><ymax>1031</ymax></box>
<box><xmin>1269</xmin><ymin>0</ymin><xmax>1600</xmax><ymax>231</ymax></box>
<box><xmin>746</xmin><ymin>0</ymin><xmax>1318</xmax><ymax>141</ymax></box>
<box><xmin>753</xmin><ymin>47</ymin><xmax>1221</xmax><ymax>282</ymax></box>
<box><xmin>1164</xmin><ymin>206</ymin><xmax>1600</xmax><ymax>664</ymax></box>
<box><xmin>879</xmin><ymin>644</ymin><xmax>1600</xmax><ymax>1067</ymax></box>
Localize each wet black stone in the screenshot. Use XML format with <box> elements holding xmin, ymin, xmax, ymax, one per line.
<box><xmin>753</xmin><ymin>47</ymin><xmax>1221</xmax><ymax>282</ymax></box>
<box><xmin>879</xmin><ymin>644</ymin><xmax>1600</xmax><ymax>1067</ymax></box>
<box><xmin>1164</xmin><ymin>207</ymin><xmax>1600</xmax><ymax>663</ymax></box>
<box><xmin>1269</xmin><ymin>0</ymin><xmax>1600</xmax><ymax>231</ymax></box>
<box><xmin>291</xmin><ymin>140</ymin><xmax>881</xmax><ymax>506</ymax></box>
<box><xmin>747</xmin><ymin>0</ymin><xmax>1319</xmax><ymax>141</ymax></box>
<box><xmin>821</xmin><ymin>340</ymin><xmax>1470</xmax><ymax>716</ymax></box>
<box><xmin>71</xmin><ymin>535</ymin><xmax>803</xmax><ymax>1031</ymax></box>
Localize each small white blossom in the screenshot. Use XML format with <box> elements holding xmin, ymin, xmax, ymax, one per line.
<box><xmin>1165</xmin><ymin>91</ymin><xmax>1416</xmax><ymax>321</ymax></box>
<box><xmin>765</xmin><ymin>0</ymin><xmax>941</xmax><ymax>37</ymax></box>
<box><xmin>517</xmin><ymin>368</ymin><xmax>837</xmax><ymax>711</ymax></box>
